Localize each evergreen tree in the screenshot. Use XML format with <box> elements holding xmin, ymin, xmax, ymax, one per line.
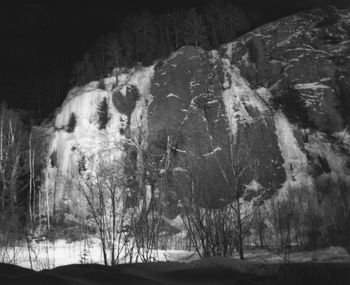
<box><xmin>223</xmin><ymin>3</ymin><xmax>251</xmax><ymax>39</ymax></box>
<box><xmin>97</xmin><ymin>97</ymin><xmax>111</xmax><ymax>130</ymax></box>
<box><xmin>71</xmin><ymin>52</ymin><xmax>96</xmax><ymax>86</ymax></box>
<box><xmin>169</xmin><ymin>9</ymin><xmax>186</xmax><ymax>49</ymax></box>
<box><xmin>71</xmin><ymin>61</ymin><xmax>83</xmax><ymax>86</ymax></box>
<box><xmin>69</xmin><ymin>1</ymin><xmax>252</xmax><ymax>76</ymax></box>
<box><xmin>66</xmin><ymin>112</ymin><xmax>77</xmax><ymax>133</ymax></box>
<box><xmin>90</xmin><ymin>35</ymin><xmax>109</xmax><ymax>78</ymax></box>
<box><xmin>184</xmin><ymin>9</ymin><xmax>208</xmax><ymax>48</ymax></box>
<box><xmin>105</xmin><ymin>33</ymin><xmax>122</xmax><ymax>69</ymax></box>
<box><xmin>203</xmin><ymin>0</ymin><xmax>224</xmax><ymax>47</ymax></box>
<box><xmin>135</xmin><ymin>11</ymin><xmax>157</xmax><ymax>64</ymax></box>
<box><xmin>156</xmin><ymin>14</ymin><xmax>172</xmax><ymax>57</ymax></box>
<box><xmin>203</xmin><ymin>1</ymin><xmax>251</xmax><ymax>46</ymax></box>
<box><xmin>120</xmin><ymin>17</ymin><xmax>138</xmax><ymax>65</ymax></box>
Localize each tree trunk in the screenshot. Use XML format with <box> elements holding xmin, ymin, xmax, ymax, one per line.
<box><xmin>0</xmin><ymin>104</ymin><xmax>4</xmax><ymax>216</ymax></box>
<box><xmin>10</xmin><ymin>155</ymin><xmax>20</xmax><ymax>215</ymax></box>
<box><xmin>236</xmin><ymin>194</ymin><xmax>244</xmax><ymax>260</ymax></box>
<box><xmin>46</xmin><ymin>184</ymin><xmax>50</xmax><ymax>231</ymax></box>
<box><xmin>29</xmin><ymin>131</ymin><xmax>33</xmax><ymax>222</ymax></box>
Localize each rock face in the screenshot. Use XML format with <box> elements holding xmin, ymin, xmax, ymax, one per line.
<box><xmin>39</xmin><ymin>7</ymin><xmax>350</xmax><ymax>222</ymax></box>
<box><xmin>228</xmin><ymin>7</ymin><xmax>350</xmax><ymax>133</ymax></box>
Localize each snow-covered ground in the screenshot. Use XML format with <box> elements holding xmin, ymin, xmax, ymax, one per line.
<box><xmin>0</xmin><ymin>238</ymin><xmax>198</xmax><ymax>270</ymax></box>
<box><xmin>1</xmin><ymin>238</ymin><xmax>349</xmax><ymax>271</ymax></box>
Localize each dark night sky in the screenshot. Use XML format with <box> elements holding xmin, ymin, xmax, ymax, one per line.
<box><xmin>0</xmin><ymin>0</ymin><xmax>348</xmax><ymax>116</ymax></box>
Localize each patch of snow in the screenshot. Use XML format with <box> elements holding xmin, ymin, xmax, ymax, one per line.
<box><xmin>209</xmin><ymin>50</ymin><xmax>220</xmax><ymax>63</ymax></box>
<box><xmin>162</xmin><ymin>215</ymin><xmax>185</xmax><ymax>231</ymax></box>
<box><xmin>276</xmin><ymin>30</ymin><xmax>303</xmax><ymax>47</ymax></box>
<box><xmin>167</xmin><ymin>93</ymin><xmax>181</xmax><ymax>100</ymax></box>
<box><xmin>172</xmin><ymin>147</ymin><xmax>191</xmax><ymax>155</ymax></box>
<box><xmin>189</xmin><ymin>80</ymin><xmax>200</xmax><ymax>90</ymax></box>
<box><xmin>172</xmin><ymin>167</ymin><xmax>187</xmax><ymax>173</ymax></box>
<box><xmin>224</xmin><ymin>43</ymin><xmax>234</xmax><ymax>58</ymax></box>
<box><xmin>203</xmin><ymin>147</ymin><xmax>222</xmax><ymax>157</ymax></box>
<box><xmin>207</xmin><ymin>99</ymin><xmax>218</xmax><ymax>105</ymax></box>
<box><xmin>245</xmin><ymin>180</ymin><xmax>264</xmax><ymax>192</ymax></box>
<box><xmin>166</xmin><ymin>49</ymin><xmax>185</xmax><ymax>61</ymax></box>
<box><xmin>293</xmin><ymin>82</ymin><xmax>329</xmax><ymax>90</ymax></box>
<box><xmin>242</xmin><ymin>52</ymin><xmax>250</xmax><ymax>65</ymax></box>
<box><xmin>287</xmin><ymin>46</ymin><xmax>331</xmax><ymax>56</ymax></box>
<box><xmin>319</xmin><ymin>77</ymin><xmax>332</xmax><ymax>82</ymax></box>
<box><xmin>256</xmin><ymin>87</ymin><xmax>272</xmax><ymax>107</ymax></box>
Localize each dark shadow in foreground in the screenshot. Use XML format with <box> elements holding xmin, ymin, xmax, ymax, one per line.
<box><xmin>0</xmin><ymin>258</ymin><xmax>349</xmax><ymax>285</ymax></box>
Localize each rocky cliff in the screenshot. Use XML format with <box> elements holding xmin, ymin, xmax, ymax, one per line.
<box><xmin>38</xmin><ymin>7</ymin><xmax>350</xmax><ymax>224</ymax></box>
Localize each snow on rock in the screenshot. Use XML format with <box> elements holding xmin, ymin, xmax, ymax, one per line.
<box><xmin>275</xmin><ymin>30</ymin><xmax>303</xmax><ymax>47</ymax></box>
<box><xmin>172</xmin><ymin>167</ymin><xmax>187</xmax><ymax>173</ymax></box>
<box><xmin>293</xmin><ymin>82</ymin><xmax>330</xmax><ymax>90</ymax></box>
<box><xmin>39</xmin><ymin>7</ymin><xmax>350</xmax><ymax>229</ymax></box>
<box><xmin>274</xmin><ymin>113</ymin><xmax>309</xmax><ymax>194</ymax></box>
<box><xmin>128</xmin><ymin>66</ymin><xmax>154</xmax><ymax>141</ymax></box>
<box><xmin>167</xmin><ymin>93</ymin><xmax>181</xmax><ymax>100</ymax></box>
<box><xmin>256</xmin><ymin>87</ymin><xmax>273</xmax><ymax>107</ymax></box>
<box><xmin>203</xmin><ymin>147</ymin><xmax>222</xmax><ymax>157</ymax></box>
<box><xmin>42</xmin><ymin>66</ymin><xmax>154</xmax><ymax>216</ymax></box>
<box><xmin>221</xmin><ymin>58</ymin><xmax>267</xmax><ymax>136</ymax></box>
<box><xmin>245</xmin><ymin>180</ymin><xmax>264</xmax><ymax>192</ymax></box>
<box><xmin>306</xmin><ymin>131</ymin><xmax>350</xmax><ymax>176</ymax></box>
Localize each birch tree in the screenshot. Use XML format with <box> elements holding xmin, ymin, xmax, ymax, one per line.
<box><xmin>78</xmin><ymin>146</ymin><xmax>130</xmax><ymax>265</ymax></box>
<box><xmin>0</xmin><ymin>102</ymin><xmax>29</xmax><ymax>258</ymax></box>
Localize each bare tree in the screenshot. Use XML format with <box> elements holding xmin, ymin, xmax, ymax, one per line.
<box><xmin>126</xmin><ymin>136</ymin><xmax>166</xmax><ymax>262</ymax></box>
<box><xmin>181</xmin><ymin>132</ymin><xmax>256</xmax><ymax>259</ymax></box>
<box><xmin>221</xmin><ymin>135</ymin><xmax>256</xmax><ymax>259</ymax></box>
<box><xmin>0</xmin><ymin>103</ymin><xmax>29</xmax><ymax>263</ymax></box>
<box><xmin>77</xmin><ymin>131</ymin><xmax>166</xmax><ymax>264</ymax></box>
<box><xmin>77</xmin><ymin>144</ymin><xmax>131</xmax><ymax>265</ymax></box>
<box><xmin>268</xmin><ymin>188</ymin><xmax>300</xmax><ymax>262</ymax></box>
<box><xmin>251</xmin><ymin>203</ymin><xmax>268</xmax><ymax>248</ymax></box>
